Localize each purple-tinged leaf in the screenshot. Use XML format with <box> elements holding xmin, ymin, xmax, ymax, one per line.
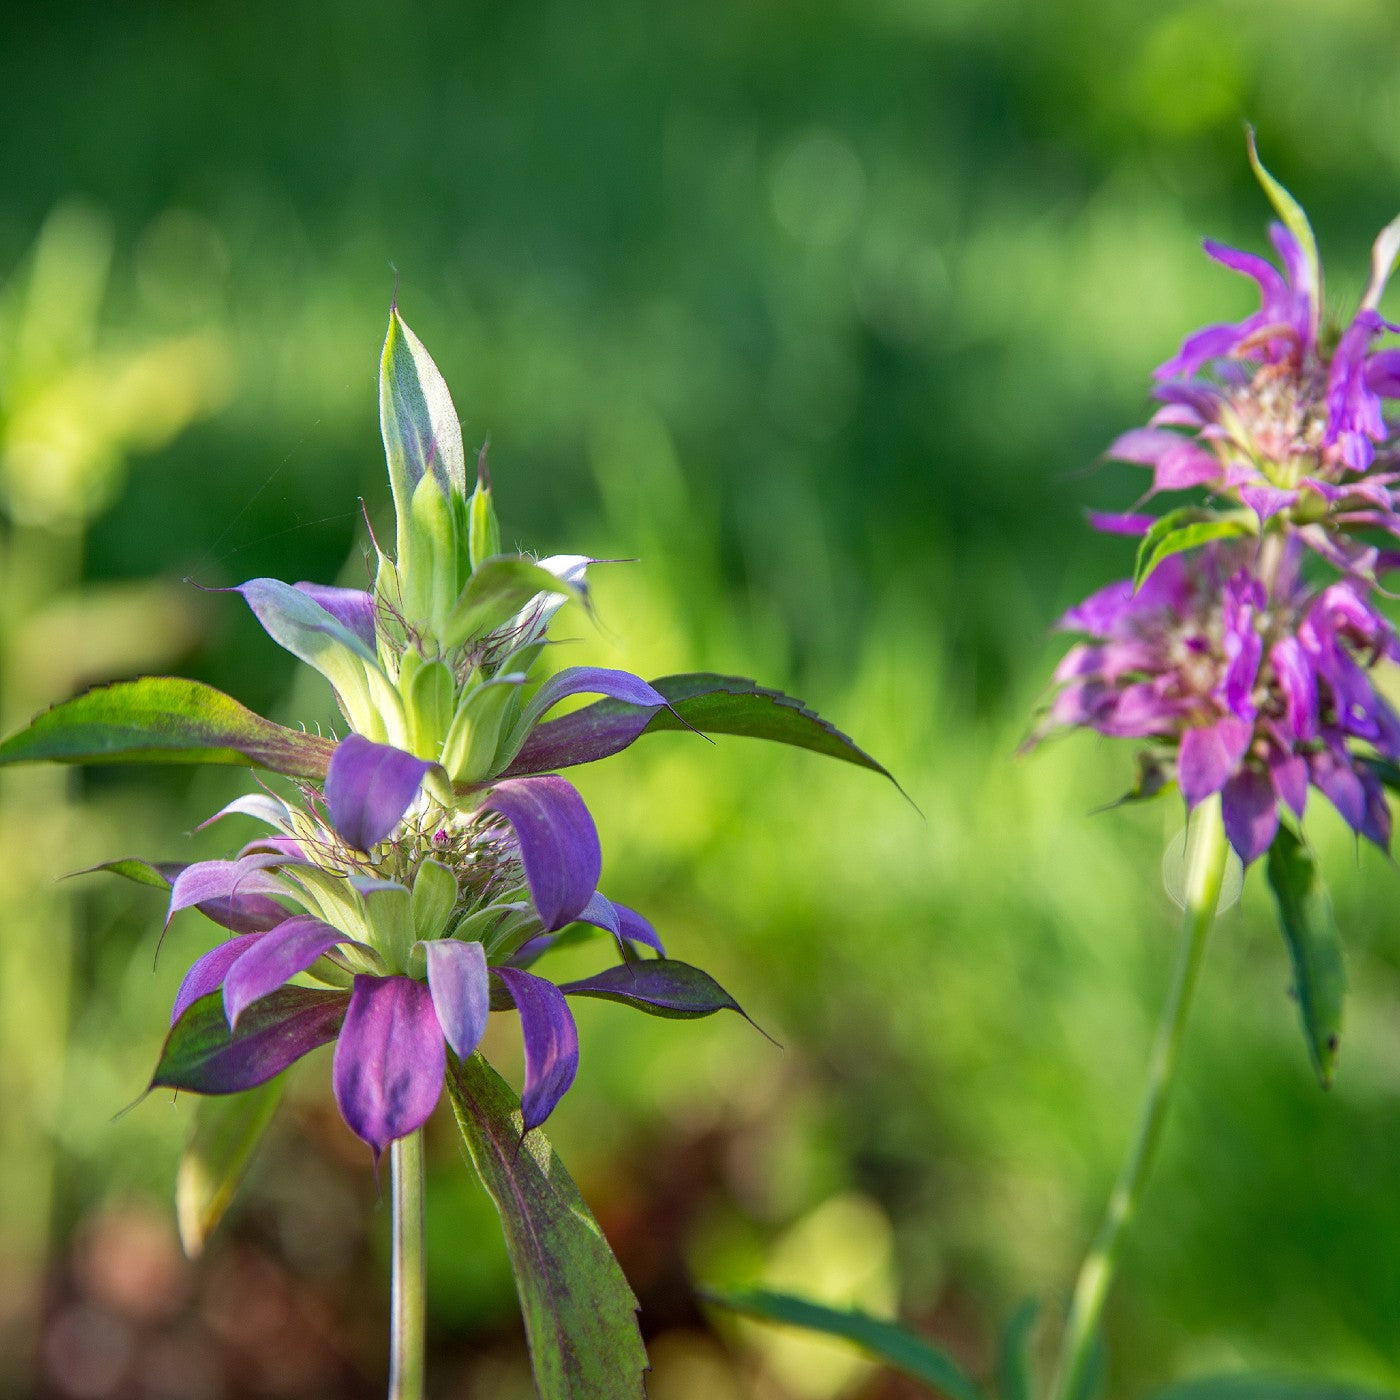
<box><xmin>1178</xmin><ymin>718</ymin><xmax>1253</xmax><ymax>808</ymax></box>
<box><xmin>325</xmin><ymin>734</ymin><xmax>433</xmax><ymax>852</ymax></box>
<box><xmin>333</xmin><ymin>975</ymin><xmax>446</xmax><ymax>1157</ymax></box>
<box><xmin>444</xmin><ymin>1054</ymin><xmax>647</xmax><ymax>1399</ymax></box>
<box><xmin>504</xmin><ymin>673</ymin><xmax>894</xmax><ymax>785</ymax></box>
<box><xmin>171</xmin><ymin>935</ymin><xmax>263</xmax><ymax>1026</ymax></box>
<box><xmin>561</xmin><ymin>958</ymin><xmax>754</xmax><ymax>1023</ymax></box>
<box><xmin>491</xmin><ymin>967</ymin><xmax>579</xmax><ymax>1130</ymax></box>
<box><xmin>293</xmin><ymin>583</ymin><xmax>378</xmax><ymax>652</ymax></box>
<box><xmin>167</xmin><ymin>857</ymin><xmax>297</xmax><ymax>931</ymax></box>
<box><xmin>424</xmin><ymin>940</ymin><xmax>490</xmax><ymax>1059</ymax></box>
<box><xmin>151</xmin><ymin>987</ymin><xmax>349</xmax><ymax>1095</ymax></box>
<box><xmin>1086</xmin><ymin>511</ymin><xmax>1154</xmax><ymax>537</ymax></box>
<box><xmin>0</xmin><ymin>677</ymin><xmax>335</xmax><ymax>780</ymax></box>
<box><xmin>482</xmin><ymin>776</ymin><xmax>601</xmax><ymax>931</ymax></box>
<box><xmin>223</xmin><ymin>916</ymin><xmax>358</xmax><ymax>1029</ymax></box>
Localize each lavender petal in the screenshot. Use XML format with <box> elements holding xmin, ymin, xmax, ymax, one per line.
<box><xmin>492</xmin><ymin>967</ymin><xmax>580</xmax><ymax>1130</ymax></box>
<box><xmin>424</xmin><ymin>940</ymin><xmax>491</xmax><ymax>1060</ymax></box>
<box><xmin>1178</xmin><ymin>717</ymin><xmax>1253</xmax><ymax>808</ymax></box>
<box><xmin>171</xmin><ymin>934</ymin><xmax>263</xmax><ymax>1026</ymax></box>
<box><xmin>325</xmin><ymin>733</ymin><xmax>433</xmax><ymax>852</ymax></box>
<box><xmin>482</xmin><ymin>776</ymin><xmax>601</xmax><ymax>931</ymax></box>
<box><xmin>332</xmin><ymin>975</ymin><xmax>446</xmax><ymax>1158</ymax></box>
<box><xmin>1221</xmin><ymin>768</ymin><xmax>1279</xmax><ymax>864</ymax></box>
<box><xmin>223</xmin><ymin>916</ymin><xmax>357</xmax><ymax>1029</ymax></box>
<box><xmin>293</xmin><ymin>583</ymin><xmax>378</xmax><ymax>651</ymax></box>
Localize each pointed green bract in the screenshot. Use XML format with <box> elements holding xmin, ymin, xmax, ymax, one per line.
<box><xmin>380</xmin><ymin>306</ymin><xmax>467</xmax><ymax>563</ymax></box>
<box><xmin>439</xmin><ymin>556</ymin><xmax>584</xmax><ymax>650</ymax></box>
<box><xmin>1246</xmin><ymin>127</ymin><xmax>1321</xmax><ymax>320</ymax></box>
<box><xmin>176</xmin><ymin>1079</ymin><xmax>283</xmax><ymax>1258</ymax></box>
<box><xmin>445</xmin><ymin>1053</ymin><xmax>648</xmax><ymax>1400</ymax></box>
<box><xmin>704</xmin><ymin>1288</ymin><xmax>983</xmax><ymax>1400</ymax></box>
<box><xmin>0</xmin><ymin>677</ymin><xmax>335</xmax><ymax>780</ymax></box>
<box><xmin>1265</xmin><ymin>825</ymin><xmax>1346</xmax><ymax>1088</ymax></box>
<box><xmin>468</xmin><ymin>456</ymin><xmax>501</xmax><ymax>572</ymax></box>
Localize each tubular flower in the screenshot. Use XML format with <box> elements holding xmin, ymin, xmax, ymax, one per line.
<box><xmin>1040</xmin><ymin>540</ymin><xmax>1400</xmax><ymax>863</ymax></box>
<box><xmin>1100</xmin><ymin>133</ymin><xmax>1400</xmax><ymax>575</ymax></box>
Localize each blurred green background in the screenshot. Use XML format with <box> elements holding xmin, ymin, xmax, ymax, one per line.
<box><xmin>4</xmin><ymin>2</ymin><xmax>1400</xmax><ymax>1397</ymax></box>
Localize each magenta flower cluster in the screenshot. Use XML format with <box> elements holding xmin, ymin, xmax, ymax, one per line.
<box><xmin>1040</xmin><ymin>137</ymin><xmax>1400</xmax><ymax>863</ymax></box>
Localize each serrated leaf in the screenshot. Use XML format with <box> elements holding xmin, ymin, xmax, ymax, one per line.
<box><xmin>446</xmin><ymin>1052</ymin><xmax>648</xmax><ymax>1399</ymax></box>
<box><xmin>506</xmin><ymin>672</ymin><xmax>895</xmax><ymax>785</ymax></box>
<box><xmin>704</xmin><ymin>1288</ymin><xmax>982</xmax><ymax>1400</ymax></box>
<box><xmin>151</xmin><ymin>987</ymin><xmax>349</xmax><ymax>1095</ymax></box>
<box><xmin>997</xmin><ymin>1299</ymin><xmax>1039</xmax><ymax>1400</ymax></box>
<box><xmin>440</xmin><ymin>556</ymin><xmax>584</xmax><ymax>650</ymax></box>
<box><xmin>176</xmin><ymin>1078</ymin><xmax>283</xmax><ymax>1258</ymax></box>
<box><xmin>0</xmin><ymin>677</ymin><xmax>335</xmax><ymax>779</ymax></box>
<box><xmin>1134</xmin><ymin>512</ymin><xmax>1251</xmax><ymax>589</ymax></box>
<box><xmin>1266</xmin><ymin>825</ymin><xmax>1346</xmax><ymax>1087</ymax></box>
<box><xmin>1151</xmin><ymin>1376</ymin><xmax>1398</xmax><ymax>1400</ymax></box>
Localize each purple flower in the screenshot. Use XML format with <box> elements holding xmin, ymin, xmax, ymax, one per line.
<box><xmin>1098</xmin><ymin>138</ymin><xmax>1400</xmax><ymax>570</ymax></box>
<box><xmin>155</xmin><ymin>732</ymin><xmax>747</xmax><ymax>1156</ymax></box>
<box><xmin>1037</xmin><ymin>541</ymin><xmax>1400</xmax><ymax>862</ymax></box>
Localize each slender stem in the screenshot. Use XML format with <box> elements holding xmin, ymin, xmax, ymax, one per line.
<box><xmin>1047</xmin><ymin>801</ymin><xmax>1230</xmax><ymax>1400</ymax></box>
<box><xmin>389</xmin><ymin>1129</ymin><xmax>427</xmax><ymax>1400</ymax></box>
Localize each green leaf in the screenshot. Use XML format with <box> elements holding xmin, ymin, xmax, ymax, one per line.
<box><xmin>78</xmin><ymin>857</ymin><xmax>179</xmax><ymax>891</ymax></box>
<box><xmin>468</xmin><ymin>450</ymin><xmax>501</xmax><ymax>572</ymax></box>
<box><xmin>1266</xmin><ymin>825</ymin><xmax>1347</xmax><ymax>1088</ymax></box>
<box><xmin>650</xmin><ymin>674</ymin><xmax>894</xmax><ymax>780</ymax></box>
<box><xmin>1246</xmin><ymin>127</ymin><xmax>1321</xmax><ymax>312</ymax></box>
<box><xmin>1134</xmin><ymin>511</ymin><xmax>1251</xmax><ymax>589</ymax></box>
<box><xmin>1151</xmin><ymin>1376</ymin><xmax>1398</xmax><ymax>1400</ymax></box>
<box><xmin>704</xmin><ymin>1288</ymin><xmax>982</xmax><ymax>1400</ymax></box>
<box><xmin>440</xmin><ymin>555</ymin><xmax>584</xmax><ymax>650</ymax></box>
<box><xmin>176</xmin><ymin>1078</ymin><xmax>283</xmax><ymax>1258</ymax></box>
<box><xmin>445</xmin><ymin>1052</ymin><xmax>648</xmax><ymax>1400</ymax></box>
<box><xmin>0</xmin><ymin>677</ymin><xmax>336</xmax><ymax>780</ymax></box>
<box><xmin>997</xmin><ymin>1300</ymin><xmax>1039</xmax><ymax>1400</ymax></box>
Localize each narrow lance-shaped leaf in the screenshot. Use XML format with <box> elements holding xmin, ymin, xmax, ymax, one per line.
<box><xmin>703</xmin><ymin>1289</ymin><xmax>983</xmax><ymax>1400</ymax></box>
<box><xmin>152</xmin><ymin>987</ymin><xmax>349</xmax><ymax>1095</ymax></box>
<box><xmin>446</xmin><ymin>1052</ymin><xmax>648</xmax><ymax>1400</ymax></box>
<box><xmin>0</xmin><ymin>677</ymin><xmax>335</xmax><ymax>780</ymax></box>
<box><xmin>176</xmin><ymin>1079</ymin><xmax>284</xmax><ymax>1259</ymax></box>
<box><xmin>1247</xmin><ymin>126</ymin><xmax>1321</xmax><ymax>328</ymax></box>
<box><xmin>997</xmin><ymin>1300</ymin><xmax>1039</xmax><ymax>1400</ymax></box>
<box><xmin>1265</xmin><ymin>825</ymin><xmax>1347</xmax><ymax>1087</ymax></box>
<box><xmin>1149</xmin><ymin>1377</ymin><xmax>1400</xmax><ymax>1400</ymax></box>
<box><xmin>505</xmin><ymin>673</ymin><xmax>896</xmax><ymax>784</ymax></box>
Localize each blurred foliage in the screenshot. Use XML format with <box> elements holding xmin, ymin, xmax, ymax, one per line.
<box><xmin>5</xmin><ymin>2</ymin><xmax>1400</xmax><ymax>1397</ymax></box>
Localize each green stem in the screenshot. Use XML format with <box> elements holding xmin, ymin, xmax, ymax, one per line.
<box><xmin>389</xmin><ymin>1129</ymin><xmax>426</xmax><ymax>1400</ymax></box>
<box><xmin>1047</xmin><ymin>801</ymin><xmax>1230</xmax><ymax>1400</ymax></box>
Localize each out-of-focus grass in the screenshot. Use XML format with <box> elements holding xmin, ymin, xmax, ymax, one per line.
<box><xmin>6</xmin><ymin>3</ymin><xmax>1400</xmax><ymax>1396</ymax></box>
